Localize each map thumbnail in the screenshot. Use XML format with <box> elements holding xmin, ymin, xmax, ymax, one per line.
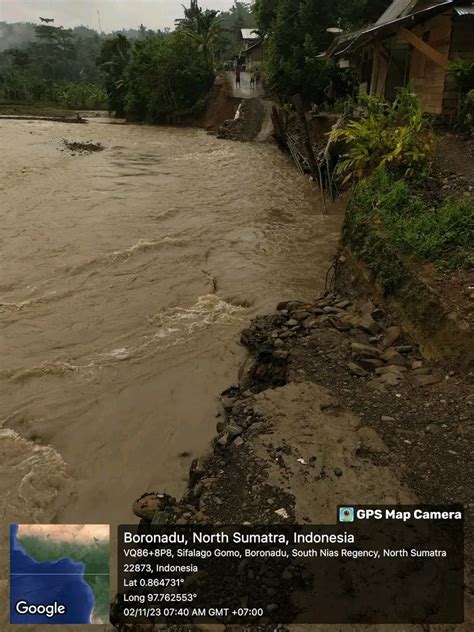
<box><xmin>10</xmin><ymin>524</ymin><xmax>109</xmax><ymax>624</ymax></box>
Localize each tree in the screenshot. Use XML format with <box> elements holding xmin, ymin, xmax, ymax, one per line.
<box><xmin>125</xmin><ymin>31</ymin><xmax>215</xmax><ymax>122</ymax></box>
<box><xmin>98</xmin><ymin>34</ymin><xmax>131</xmax><ymax>115</ymax></box>
<box><xmin>254</xmin><ymin>0</ymin><xmax>391</xmax><ymax>102</ymax></box>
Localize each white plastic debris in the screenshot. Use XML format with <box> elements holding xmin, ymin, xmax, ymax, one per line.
<box><xmin>274</xmin><ymin>508</ymin><xmax>289</xmax><ymax>519</ymax></box>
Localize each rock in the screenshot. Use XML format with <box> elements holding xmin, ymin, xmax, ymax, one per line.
<box><xmin>411</xmin><ymin>367</ymin><xmax>432</xmax><ymax>375</ymax></box>
<box><xmin>323</xmin><ymin>306</ymin><xmax>341</xmax><ymax>314</ymax></box>
<box><xmin>381</xmin><ymin>415</ymin><xmax>395</xmax><ymax>422</ymax></box>
<box><xmin>132</xmin><ymin>493</ymin><xmax>173</xmax><ymax>521</ymax></box>
<box><xmin>335</xmin><ymin>299</ymin><xmax>351</xmax><ymax>309</ymax></box>
<box><xmin>414</xmin><ymin>373</ymin><xmax>442</xmax><ymax>386</ymax></box>
<box><xmin>226</xmin><ymin>424</ymin><xmax>243</xmax><ymax>439</ymax></box>
<box><xmin>360</xmin><ymin>300</ymin><xmax>375</xmax><ymax>316</ymax></box>
<box><xmin>233</xmin><ymin>435</ymin><xmax>244</xmax><ymax>447</ymax></box>
<box><xmin>238</xmin><ymin>356</ymin><xmax>257</xmax><ymax>390</ymax></box>
<box><xmin>358</xmin><ymin>357</ymin><xmax>384</xmax><ymax>372</ymax></box>
<box><xmin>350</xmin><ymin>342</ymin><xmax>381</xmax><ymax>358</ymax></box>
<box><xmin>347</xmin><ymin>362</ymin><xmax>368</xmax><ymax>377</ymax></box>
<box><xmin>303</xmin><ymin>318</ymin><xmax>319</xmax><ymax>329</ymax></box>
<box><xmin>334</xmin><ymin>467</ymin><xmax>343</xmax><ymax>477</ymax></box>
<box><xmin>220</xmin><ymin>395</ymin><xmax>236</xmax><ymax>413</ymax></box>
<box><xmin>396</xmin><ymin>345</ymin><xmax>413</xmax><ymax>354</ymax></box>
<box><xmin>426</xmin><ymin>423</ymin><xmax>441</xmax><ymax>434</ymax></box>
<box><xmin>376</xmin><ymin>364</ymin><xmax>407</xmax><ymax>374</ymax></box>
<box><xmin>383</xmin><ymin>348</ymin><xmax>407</xmax><ymax>366</ymax></box>
<box><xmin>277</xmin><ymin>300</ymin><xmax>304</xmax><ymax>311</ymax></box>
<box><xmin>217</xmin><ymin>433</ymin><xmax>229</xmax><ymax>446</ymax></box>
<box><xmin>189</xmin><ymin>458</ymin><xmax>207</xmax><ymax>486</ymax></box>
<box><xmin>358</xmin><ymin>314</ymin><xmax>382</xmax><ymax>335</ymax></box>
<box><xmin>287</xmin><ymin>319</ymin><xmax>299</xmax><ymax>327</ymax></box>
<box><xmin>216</xmin><ymin>419</ymin><xmax>226</xmax><ymax>432</ymax></box>
<box><xmin>310</xmin><ymin>307</ymin><xmax>325</xmax><ymax>315</ymax></box>
<box><xmin>412</xmin><ymin>360</ymin><xmax>423</xmax><ymax>369</ymax></box>
<box><xmin>272</xmin><ymin>349</ymin><xmax>289</xmax><ymax>360</ymax></box>
<box><xmin>379</xmin><ymin>372</ymin><xmax>403</xmax><ymax>386</ymax></box>
<box><xmin>382</xmin><ymin>326</ymin><xmax>401</xmax><ymax>348</ymax></box>
<box><xmin>339</xmin><ymin>314</ymin><xmax>359</xmax><ymax>328</ymax></box>
<box><xmin>292</xmin><ymin>310</ymin><xmax>310</xmax><ymax>321</ymax></box>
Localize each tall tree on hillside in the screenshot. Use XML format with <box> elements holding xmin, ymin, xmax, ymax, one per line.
<box><xmin>177</xmin><ymin>0</ymin><xmax>223</xmax><ymax>65</ymax></box>
<box><xmin>98</xmin><ymin>33</ymin><xmax>131</xmax><ymax>115</ymax></box>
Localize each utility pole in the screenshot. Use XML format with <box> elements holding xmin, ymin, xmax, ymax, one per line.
<box><xmin>97</xmin><ymin>9</ymin><xmax>102</xmax><ymax>33</ymax></box>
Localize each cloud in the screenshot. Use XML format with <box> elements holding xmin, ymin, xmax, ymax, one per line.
<box><xmin>0</xmin><ymin>0</ymin><xmax>236</xmax><ymax>32</ymax></box>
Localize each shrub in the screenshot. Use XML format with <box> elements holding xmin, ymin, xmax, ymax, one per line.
<box><xmin>330</xmin><ymin>87</ymin><xmax>436</xmax><ymax>181</ymax></box>
<box><xmin>344</xmin><ymin>169</ymin><xmax>474</xmax><ymax>292</ymax></box>
<box><xmin>57</xmin><ymin>82</ymin><xmax>108</xmax><ymax>109</ymax></box>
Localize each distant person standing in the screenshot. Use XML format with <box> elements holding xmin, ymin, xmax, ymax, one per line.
<box><xmin>250</xmin><ymin>72</ymin><xmax>255</xmax><ymax>89</ymax></box>
<box><xmin>255</xmin><ymin>68</ymin><xmax>261</xmax><ymax>88</ymax></box>
<box><xmin>235</xmin><ymin>66</ymin><xmax>241</xmax><ymax>88</ymax></box>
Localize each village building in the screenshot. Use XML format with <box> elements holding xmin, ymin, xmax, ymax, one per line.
<box><xmin>244</xmin><ymin>39</ymin><xmax>264</xmax><ymax>70</ymax></box>
<box><xmin>324</xmin><ymin>0</ymin><xmax>474</xmax><ymax>116</ymax></box>
<box><xmin>240</xmin><ymin>28</ymin><xmax>260</xmax><ymax>47</ymax></box>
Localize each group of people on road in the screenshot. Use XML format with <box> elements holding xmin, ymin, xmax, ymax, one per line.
<box><xmin>235</xmin><ymin>66</ymin><xmax>261</xmax><ymax>90</ymax></box>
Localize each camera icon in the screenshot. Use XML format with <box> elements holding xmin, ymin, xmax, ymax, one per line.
<box><xmin>339</xmin><ymin>507</ymin><xmax>355</xmax><ymax>522</ymax></box>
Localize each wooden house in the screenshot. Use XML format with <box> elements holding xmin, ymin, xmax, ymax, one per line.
<box><xmin>325</xmin><ymin>0</ymin><xmax>474</xmax><ymax>116</ymax></box>
<box><xmin>244</xmin><ymin>39</ymin><xmax>264</xmax><ymax>70</ymax></box>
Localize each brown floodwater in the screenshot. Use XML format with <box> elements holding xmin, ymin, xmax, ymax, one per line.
<box><xmin>0</xmin><ymin>118</ymin><xmax>341</xmax><ymax>624</ymax></box>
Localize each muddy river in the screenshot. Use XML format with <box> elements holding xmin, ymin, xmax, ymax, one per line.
<box><xmin>0</xmin><ymin>118</ymin><xmax>341</xmax><ymax>558</ymax></box>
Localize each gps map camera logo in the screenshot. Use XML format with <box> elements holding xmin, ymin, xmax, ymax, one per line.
<box><xmin>10</xmin><ymin>524</ymin><xmax>109</xmax><ymax>624</ymax></box>
<box><xmin>339</xmin><ymin>507</ymin><xmax>355</xmax><ymax>522</ymax></box>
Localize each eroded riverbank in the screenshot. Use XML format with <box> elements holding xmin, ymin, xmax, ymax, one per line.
<box><xmin>0</xmin><ymin>117</ymin><xmax>342</xmax><ymax>622</ymax></box>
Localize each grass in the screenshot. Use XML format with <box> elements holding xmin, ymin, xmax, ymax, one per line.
<box><xmin>344</xmin><ymin>169</ymin><xmax>474</xmax><ymax>293</ymax></box>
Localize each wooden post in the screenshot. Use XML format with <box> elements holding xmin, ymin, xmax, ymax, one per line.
<box><xmin>399</xmin><ymin>27</ymin><xmax>449</xmax><ymax>69</ymax></box>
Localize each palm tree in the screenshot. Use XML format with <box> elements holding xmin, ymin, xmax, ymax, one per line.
<box><xmin>176</xmin><ymin>0</ymin><xmax>223</xmax><ymax>66</ymax></box>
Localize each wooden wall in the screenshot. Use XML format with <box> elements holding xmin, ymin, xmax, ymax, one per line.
<box><xmin>408</xmin><ymin>12</ymin><xmax>452</xmax><ymax>114</ymax></box>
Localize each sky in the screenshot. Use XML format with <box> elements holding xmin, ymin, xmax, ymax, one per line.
<box><xmin>0</xmin><ymin>0</ymin><xmax>237</xmax><ymax>31</ymax></box>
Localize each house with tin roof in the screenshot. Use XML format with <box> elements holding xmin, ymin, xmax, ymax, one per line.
<box><xmin>324</xmin><ymin>0</ymin><xmax>474</xmax><ymax>115</ymax></box>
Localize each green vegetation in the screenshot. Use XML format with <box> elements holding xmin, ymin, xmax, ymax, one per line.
<box><xmin>124</xmin><ymin>31</ymin><xmax>215</xmax><ymax>122</ymax></box>
<box><xmin>450</xmin><ymin>58</ymin><xmax>474</xmax><ymax>136</ymax></box>
<box><xmin>0</xmin><ymin>24</ymin><xmax>106</xmax><ymax>108</ymax></box>
<box><xmin>98</xmin><ymin>34</ymin><xmax>131</xmax><ymax>117</ymax></box>
<box><xmin>1</xmin><ymin>0</ymin><xmax>248</xmax><ymax>120</ymax></box>
<box><xmin>254</xmin><ymin>0</ymin><xmax>391</xmax><ymax>103</ymax></box>
<box><xmin>345</xmin><ymin>169</ymin><xmax>474</xmax><ymax>293</ymax></box>
<box><xmin>216</xmin><ymin>1</ymin><xmax>257</xmax><ymax>61</ymax></box>
<box><xmin>330</xmin><ymin>87</ymin><xmax>436</xmax><ymax>181</ymax></box>
<box><xmin>17</xmin><ymin>534</ymin><xmax>109</xmax><ymax>624</ymax></box>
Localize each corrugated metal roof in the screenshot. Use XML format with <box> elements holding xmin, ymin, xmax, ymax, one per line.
<box><xmin>455</xmin><ymin>4</ymin><xmax>474</xmax><ymax>13</ymax></box>
<box><xmin>240</xmin><ymin>29</ymin><xmax>259</xmax><ymax>40</ymax></box>
<box><xmin>375</xmin><ymin>0</ymin><xmax>461</xmax><ymax>25</ymax></box>
<box><xmin>328</xmin><ymin>0</ymin><xmax>459</xmax><ymax>57</ymax></box>
<box><xmin>375</xmin><ymin>0</ymin><xmax>418</xmax><ymax>25</ymax></box>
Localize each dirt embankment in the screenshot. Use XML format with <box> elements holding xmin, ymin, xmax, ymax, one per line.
<box><xmin>124</xmin><ymin>284</ymin><xmax>473</xmax><ymax>630</ymax></box>
<box><xmin>202</xmin><ymin>74</ymin><xmax>240</xmax><ymax>131</ymax></box>
<box><xmin>216</xmin><ymin>98</ymin><xmax>266</xmax><ymax>142</ymax></box>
